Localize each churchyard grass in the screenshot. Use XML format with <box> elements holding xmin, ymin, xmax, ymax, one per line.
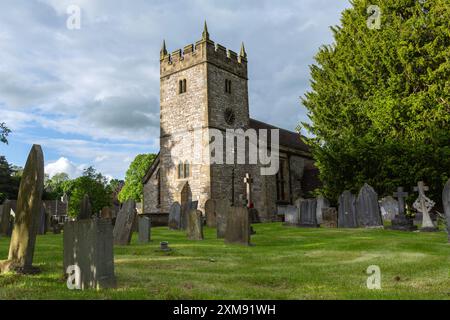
<box><xmin>0</xmin><ymin>223</ymin><xmax>448</xmax><ymax>300</ymax></box>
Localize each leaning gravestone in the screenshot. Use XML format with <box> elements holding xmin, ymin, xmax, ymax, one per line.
<box><xmin>205</xmin><ymin>199</ymin><xmax>216</xmax><ymax>228</ymax></box>
<box><xmin>322</xmin><ymin>207</ymin><xmax>338</xmax><ymax>228</ymax></box>
<box><xmin>138</xmin><ymin>215</ymin><xmax>151</xmax><ymax>243</ymax></box>
<box><xmin>299</xmin><ymin>199</ymin><xmax>319</xmax><ymax>227</ymax></box>
<box><xmin>338</xmin><ymin>191</ymin><xmax>358</xmax><ymax>228</ymax></box>
<box><xmin>442</xmin><ymin>180</ymin><xmax>450</xmax><ymax>243</ymax></box>
<box><xmin>379</xmin><ymin>196</ymin><xmax>398</xmax><ymax>221</ymax></box>
<box><xmin>215</xmin><ymin>199</ymin><xmax>230</xmax><ymax>238</ymax></box>
<box><xmin>168</xmin><ymin>202</ymin><xmax>181</xmax><ymax>230</ymax></box>
<box><xmin>187</xmin><ymin>209</ymin><xmax>204</xmax><ymax>240</ymax></box>
<box><xmin>316</xmin><ymin>196</ymin><xmax>330</xmax><ymax>224</ymax></box>
<box><xmin>356</xmin><ymin>184</ymin><xmax>383</xmax><ymax>228</ymax></box>
<box><xmin>113</xmin><ymin>199</ymin><xmax>137</xmax><ymax>246</ymax></box>
<box><xmin>0</xmin><ymin>200</ymin><xmax>12</xmax><ymax>236</ymax></box>
<box><xmin>225</xmin><ymin>207</ymin><xmax>251</xmax><ymax>246</ymax></box>
<box><xmin>283</xmin><ymin>205</ymin><xmax>299</xmax><ymax>226</ymax></box>
<box><xmin>64</xmin><ymin>197</ymin><xmax>116</xmax><ymax>290</ymax></box>
<box><xmin>0</xmin><ymin>145</ymin><xmax>44</xmax><ymax>274</ymax></box>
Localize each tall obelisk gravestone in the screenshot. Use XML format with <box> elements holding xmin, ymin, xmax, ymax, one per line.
<box><xmin>0</xmin><ymin>145</ymin><xmax>44</xmax><ymax>274</ymax></box>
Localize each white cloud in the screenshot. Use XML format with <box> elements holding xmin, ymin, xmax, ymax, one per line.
<box><xmin>44</xmin><ymin>157</ymin><xmax>85</xmax><ymax>178</ymax></box>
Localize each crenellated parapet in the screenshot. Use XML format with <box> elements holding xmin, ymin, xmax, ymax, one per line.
<box><xmin>160</xmin><ymin>22</ymin><xmax>248</xmax><ymax>79</ymax></box>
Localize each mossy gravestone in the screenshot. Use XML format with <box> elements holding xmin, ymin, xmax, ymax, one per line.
<box><xmin>225</xmin><ymin>207</ymin><xmax>251</xmax><ymax>246</ymax></box>
<box><xmin>113</xmin><ymin>199</ymin><xmax>136</xmax><ymax>246</ymax></box>
<box><xmin>338</xmin><ymin>191</ymin><xmax>358</xmax><ymax>228</ymax></box>
<box><xmin>64</xmin><ymin>195</ymin><xmax>116</xmax><ymax>290</ymax></box>
<box><xmin>187</xmin><ymin>209</ymin><xmax>204</xmax><ymax>241</ymax></box>
<box><xmin>0</xmin><ymin>145</ymin><xmax>44</xmax><ymax>274</ymax></box>
<box><xmin>356</xmin><ymin>183</ymin><xmax>383</xmax><ymax>228</ymax></box>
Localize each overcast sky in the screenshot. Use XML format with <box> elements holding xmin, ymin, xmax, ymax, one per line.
<box><xmin>0</xmin><ymin>0</ymin><xmax>351</xmax><ymax>179</ymax></box>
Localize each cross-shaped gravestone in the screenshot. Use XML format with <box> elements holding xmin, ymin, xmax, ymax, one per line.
<box><xmin>393</xmin><ymin>187</ymin><xmax>408</xmax><ymax>216</ymax></box>
<box><xmin>244</xmin><ymin>173</ymin><xmax>253</xmax><ymax>208</ymax></box>
<box><xmin>413</xmin><ymin>181</ymin><xmax>437</xmax><ymax>231</ymax></box>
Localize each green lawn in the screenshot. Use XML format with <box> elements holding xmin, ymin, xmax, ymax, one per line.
<box><xmin>0</xmin><ymin>223</ymin><xmax>449</xmax><ymax>300</ymax></box>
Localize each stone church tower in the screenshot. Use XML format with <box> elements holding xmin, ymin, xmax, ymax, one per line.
<box><xmin>143</xmin><ymin>23</ymin><xmax>319</xmax><ymax>223</ymax></box>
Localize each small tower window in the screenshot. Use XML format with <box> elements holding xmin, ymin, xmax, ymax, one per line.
<box><xmin>184</xmin><ymin>161</ymin><xmax>190</xmax><ymax>178</ymax></box>
<box><xmin>179</xmin><ymin>79</ymin><xmax>187</xmax><ymax>94</ymax></box>
<box><xmin>225</xmin><ymin>79</ymin><xmax>232</xmax><ymax>94</ymax></box>
<box><xmin>178</xmin><ymin>161</ymin><xmax>191</xmax><ymax>179</ymax></box>
<box><xmin>178</xmin><ymin>162</ymin><xmax>184</xmax><ymax>179</ymax></box>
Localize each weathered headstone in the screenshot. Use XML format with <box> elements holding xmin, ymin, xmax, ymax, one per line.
<box><xmin>181</xmin><ymin>201</ymin><xmax>198</xmax><ymax>230</ymax></box>
<box><xmin>316</xmin><ymin>196</ymin><xmax>330</xmax><ymax>224</ymax></box>
<box><xmin>225</xmin><ymin>207</ymin><xmax>251</xmax><ymax>246</ymax></box>
<box><xmin>379</xmin><ymin>196</ymin><xmax>398</xmax><ymax>221</ymax></box>
<box><xmin>138</xmin><ymin>215</ymin><xmax>151</xmax><ymax>243</ymax></box>
<box><xmin>205</xmin><ymin>199</ymin><xmax>216</xmax><ymax>228</ymax></box>
<box><xmin>0</xmin><ymin>145</ymin><xmax>44</xmax><ymax>274</ymax></box>
<box><xmin>413</xmin><ymin>181</ymin><xmax>437</xmax><ymax>232</ymax></box>
<box><xmin>322</xmin><ymin>207</ymin><xmax>338</xmax><ymax>228</ymax></box>
<box><xmin>100</xmin><ymin>207</ymin><xmax>112</xmax><ymax>220</ymax></box>
<box><xmin>78</xmin><ymin>194</ymin><xmax>92</xmax><ymax>220</ymax></box>
<box><xmin>442</xmin><ymin>180</ymin><xmax>450</xmax><ymax>243</ymax></box>
<box><xmin>37</xmin><ymin>204</ymin><xmax>47</xmax><ymax>235</ymax></box>
<box><xmin>283</xmin><ymin>205</ymin><xmax>299</xmax><ymax>226</ymax></box>
<box><xmin>187</xmin><ymin>209</ymin><xmax>204</xmax><ymax>240</ymax></box>
<box><xmin>0</xmin><ymin>200</ymin><xmax>12</xmax><ymax>236</ymax></box>
<box><xmin>356</xmin><ymin>184</ymin><xmax>383</xmax><ymax>228</ymax></box>
<box><xmin>299</xmin><ymin>199</ymin><xmax>319</xmax><ymax>227</ymax></box>
<box><xmin>216</xmin><ymin>199</ymin><xmax>230</xmax><ymax>239</ymax></box>
<box><xmin>338</xmin><ymin>191</ymin><xmax>358</xmax><ymax>228</ymax></box>
<box><xmin>113</xmin><ymin>199</ymin><xmax>136</xmax><ymax>245</ymax></box>
<box><xmin>391</xmin><ymin>187</ymin><xmax>417</xmax><ymax>231</ymax></box>
<box><xmin>168</xmin><ymin>202</ymin><xmax>181</xmax><ymax>230</ymax></box>
<box><xmin>64</xmin><ymin>219</ymin><xmax>116</xmax><ymax>289</ymax></box>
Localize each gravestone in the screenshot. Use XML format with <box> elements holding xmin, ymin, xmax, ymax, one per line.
<box><xmin>283</xmin><ymin>205</ymin><xmax>299</xmax><ymax>226</ymax></box>
<box><xmin>413</xmin><ymin>181</ymin><xmax>437</xmax><ymax>232</ymax></box>
<box><xmin>0</xmin><ymin>200</ymin><xmax>12</xmax><ymax>236</ymax></box>
<box><xmin>379</xmin><ymin>197</ymin><xmax>398</xmax><ymax>221</ymax></box>
<box><xmin>249</xmin><ymin>208</ymin><xmax>260</xmax><ymax>224</ymax></box>
<box><xmin>338</xmin><ymin>191</ymin><xmax>358</xmax><ymax>228</ymax></box>
<box><xmin>225</xmin><ymin>207</ymin><xmax>251</xmax><ymax>246</ymax></box>
<box><xmin>322</xmin><ymin>207</ymin><xmax>338</xmax><ymax>228</ymax></box>
<box><xmin>205</xmin><ymin>199</ymin><xmax>216</xmax><ymax>228</ymax></box>
<box><xmin>299</xmin><ymin>199</ymin><xmax>319</xmax><ymax>227</ymax></box>
<box><xmin>64</xmin><ymin>218</ymin><xmax>116</xmax><ymax>289</ymax></box>
<box><xmin>442</xmin><ymin>180</ymin><xmax>450</xmax><ymax>243</ymax></box>
<box><xmin>216</xmin><ymin>199</ymin><xmax>230</xmax><ymax>239</ymax></box>
<box><xmin>100</xmin><ymin>207</ymin><xmax>112</xmax><ymax>220</ymax></box>
<box><xmin>181</xmin><ymin>201</ymin><xmax>198</xmax><ymax>230</ymax></box>
<box><xmin>187</xmin><ymin>209</ymin><xmax>204</xmax><ymax>240</ymax></box>
<box><xmin>168</xmin><ymin>202</ymin><xmax>181</xmax><ymax>230</ymax></box>
<box><xmin>391</xmin><ymin>187</ymin><xmax>417</xmax><ymax>231</ymax></box>
<box><xmin>356</xmin><ymin>184</ymin><xmax>383</xmax><ymax>228</ymax></box>
<box><xmin>316</xmin><ymin>196</ymin><xmax>330</xmax><ymax>224</ymax></box>
<box><xmin>0</xmin><ymin>145</ymin><xmax>44</xmax><ymax>274</ymax></box>
<box><xmin>37</xmin><ymin>204</ymin><xmax>47</xmax><ymax>235</ymax></box>
<box><xmin>138</xmin><ymin>216</ymin><xmax>151</xmax><ymax>243</ymax></box>
<box><xmin>113</xmin><ymin>199</ymin><xmax>136</xmax><ymax>245</ymax></box>
<box><xmin>78</xmin><ymin>194</ymin><xmax>92</xmax><ymax>220</ymax></box>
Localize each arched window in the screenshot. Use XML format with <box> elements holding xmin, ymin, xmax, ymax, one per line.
<box><xmin>177</xmin><ymin>162</ymin><xmax>184</xmax><ymax>179</ymax></box>
<box><xmin>225</xmin><ymin>79</ymin><xmax>232</xmax><ymax>94</ymax></box>
<box><xmin>183</xmin><ymin>79</ymin><xmax>187</xmax><ymax>93</ymax></box>
<box><xmin>184</xmin><ymin>161</ymin><xmax>190</xmax><ymax>178</ymax></box>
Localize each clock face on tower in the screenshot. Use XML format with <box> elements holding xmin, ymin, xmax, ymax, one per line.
<box><xmin>224</xmin><ymin>108</ymin><xmax>236</xmax><ymax>125</ymax></box>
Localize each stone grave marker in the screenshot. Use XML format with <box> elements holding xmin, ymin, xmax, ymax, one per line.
<box><xmin>283</xmin><ymin>205</ymin><xmax>299</xmax><ymax>226</ymax></box>
<box><xmin>0</xmin><ymin>200</ymin><xmax>12</xmax><ymax>236</ymax></box>
<box><xmin>187</xmin><ymin>209</ymin><xmax>204</xmax><ymax>240</ymax></box>
<box><xmin>181</xmin><ymin>201</ymin><xmax>198</xmax><ymax>230</ymax></box>
<box><xmin>78</xmin><ymin>194</ymin><xmax>92</xmax><ymax>220</ymax></box>
<box><xmin>168</xmin><ymin>202</ymin><xmax>181</xmax><ymax>230</ymax></box>
<box><xmin>249</xmin><ymin>208</ymin><xmax>260</xmax><ymax>224</ymax></box>
<box><xmin>138</xmin><ymin>215</ymin><xmax>151</xmax><ymax>243</ymax></box>
<box><xmin>215</xmin><ymin>199</ymin><xmax>230</xmax><ymax>239</ymax></box>
<box><xmin>299</xmin><ymin>199</ymin><xmax>319</xmax><ymax>227</ymax></box>
<box><xmin>205</xmin><ymin>199</ymin><xmax>216</xmax><ymax>228</ymax></box>
<box><xmin>322</xmin><ymin>207</ymin><xmax>338</xmax><ymax>228</ymax></box>
<box><xmin>391</xmin><ymin>187</ymin><xmax>417</xmax><ymax>231</ymax></box>
<box><xmin>413</xmin><ymin>181</ymin><xmax>437</xmax><ymax>232</ymax></box>
<box><xmin>442</xmin><ymin>179</ymin><xmax>450</xmax><ymax>243</ymax></box>
<box><xmin>64</xmin><ymin>217</ymin><xmax>116</xmax><ymax>290</ymax></box>
<box><xmin>113</xmin><ymin>199</ymin><xmax>137</xmax><ymax>245</ymax></box>
<box><xmin>0</xmin><ymin>145</ymin><xmax>44</xmax><ymax>274</ymax></box>
<box><xmin>379</xmin><ymin>197</ymin><xmax>398</xmax><ymax>221</ymax></box>
<box><xmin>338</xmin><ymin>191</ymin><xmax>358</xmax><ymax>228</ymax></box>
<box><xmin>225</xmin><ymin>207</ymin><xmax>251</xmax><ymax>246</ymax></box>
<box><xmin>356</xmin><ymin>183</ymin><xmax>383</xmax><ymax>228</ymax></box>
<box><xmin>316</xmin><ymin>196</ymin><xmax>330</xmax><ymax>224</ymax></box>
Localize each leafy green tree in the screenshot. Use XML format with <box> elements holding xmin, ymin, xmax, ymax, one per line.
<box><xmin>0</xmin><ymin>123</ymin><xmax>11</xmax><ymax>144</ymax></box>
<box><xmin>301</xmin><ymin>0</ymin><xmax>450</xmax><ymax>203</ymax></box>
<box><xmin>0</xmin><ymin>156</ymin><xmax>20</xmax><ymax>203</ymax></box>
<box><xmin>44</xmin><ymin>172</ymin><xmax>70</xmax><ymax>200</ymax></box>
<box><xmin>65</xmin><ymin>167</ymin><xmax>112</xmax><ymax>217</ymax></box>
<box><xmin>119</xmin><ymin>154</ymin><xmax>157</xmax><ymax>203</ymax></box>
